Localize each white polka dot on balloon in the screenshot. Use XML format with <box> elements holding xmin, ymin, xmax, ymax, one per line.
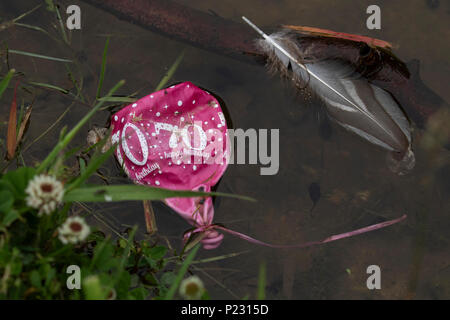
<box><xmin>178</xmin><ymin>100</ymin><xmax>182</xmax><ymax>106</ymax></box>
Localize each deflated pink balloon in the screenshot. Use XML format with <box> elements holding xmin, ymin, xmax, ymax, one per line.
<box><xmin>110</xmin><ymin>82</ymin><xmax>229</xmax><ymax>249</ymax></box>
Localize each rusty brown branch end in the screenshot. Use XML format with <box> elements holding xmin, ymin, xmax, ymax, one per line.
<box><xmin>82</xmin><ymin>0</ymin><xmax>261</xmax><ymax>63</ymax></box>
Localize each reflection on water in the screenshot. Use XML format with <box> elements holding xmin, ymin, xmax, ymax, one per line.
<box><xmin>0</xmin><ymin>0</ymin><xmax>449</xmax><ymax>299</ymax></box>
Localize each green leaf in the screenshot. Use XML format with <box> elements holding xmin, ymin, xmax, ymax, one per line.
<box><xmin>64</xmin><ymin>185</ymin><xmax>254</xmax><ymax>203</ymax></box>
<box><xmin>91</xmin><ymin>240</ymin><xmax>116</xmax><ymax>272</ymax></box>
<box><xmin>0</xmin><ymin>69</ymin><xmax>15</xmax><ymax>100</ymax></box>
<box><xmin>2</xmin><ymin>167</ymin><xmax>36</xmax><ymax>199</ymax></box>
<box><xmin>0</xmin><ymin>189</ymin><xmax>14</xmax><ymax>214</ymax></box>
<box><xmin>29</xmin><ymin>270</ymin><xmax>41</xmax><ymax>288</ymax></box>
<box><xmin>78</xmin><ymin>157</ymin><xmax>86</xmax><ymax>175</ymax></box>
<box><xmin>118</xmin><ymin>238</ymin><xmax>127</xmax><ymax>249</ymax></box>
<box><xmin>44</xmin><ymin>268</ymin><xmax>56</xmax><ymax>287</ymax></box>
<box><xmin>10</xmin><ymin>259</ymin><xmax>22</xmax><ymax>276</ymax></box>
<box><xmin>160</xmin><ymin>272</ymin><xmax>176</xmax><ymax>289</ymax></box>
<box><xmin>112</xmin><ymin>228</ymin><xmax>136</xmax><ymax>288</ymax></box>
<box><xmin>142</xmin><ymin>272</ymin><xmax>158</xmax><ymax>286</ymax></box>
<box><xmin>1</xmin><ymin>209</ymin><xmax>20</xmax><ymax>227</ymax></box>
<box><xmin>149</xmin><ymin>246</ymin><xmax>167</xmax><ymax>260</ymax></box>
<box><xmin>115</xmin><ymin>271</ymin><xmax>131</xmax><ymax>298</ymax></box>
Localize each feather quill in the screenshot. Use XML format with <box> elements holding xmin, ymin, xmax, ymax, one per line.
<box><xmin>242</xmin><ymin>17</ymin><xmax>415</xmax><ymax>174</ymax></box>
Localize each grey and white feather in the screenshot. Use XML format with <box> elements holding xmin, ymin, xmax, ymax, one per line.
<box><xmin>242</xmin><ymin>17</ymin><xmax>415</xmax><ymax>174</ymax></box>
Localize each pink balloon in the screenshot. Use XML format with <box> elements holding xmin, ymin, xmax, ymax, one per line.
<box><xmin>110</xmin><ymin>82</ymin><xmax>229</xmax><ymax>249</ymax></box>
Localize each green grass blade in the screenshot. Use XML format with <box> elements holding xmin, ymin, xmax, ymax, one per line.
<box><xmin>36</xmin><ymin>80</ymin><xmax>125</xmax><ymax>174</ymax></box>
<box><xmin>29</xmin><ymin>81</ymin><xmax>69</xmax><ymax>94</ymax></box>
<box><xmin>154</xmin><ymin>50</ymin><xmax>185</xmax><ymax>91</ymax></box>
<box><xmin>13</xmin><ymin>23</ymin><xmax>49</xmax><ymax>35</ymax></box>
<box><xmin>0</xmin><ymin>69</ymin><xmax>15</xmax><ymax>99</ymax></box>
<box><xmin>54</xmin><ymin>3</ymin><xmax>69</xmax><ymax>44</ymax></box>
<box><xmin>191</xmin><ymin>251</ymin><xmax>249</xmax><ymax>264</ymax></box>
<box><xmin>63</xmin><ymin>185</ymin><xmax>255</xmax><ymax>203</ymax></box>
<box><xmin>8</xmin><ymin>49</ymin><xmax>72</xmax><ymax>63</ymax></box>
<box><xmin>96</xmin><ymin>37</ymin><xmax>110</xmax><ymax>99</ymax></box>
<box><xmin>65</xmin><ymin>144</ymin><xmax>117</xmax><ymax>193</ymax></box>
<box><xmin>12</xmin><ymin>4</ymin><xmax>42</xmax><ymax>23</ymax></box>
<box><xmin>112</xmin><ymin>227</ymin><xmax>137</xmax><ymax>288</ymax></box>
<box><xmin>257</xmin><ymin>262</ymin><xmax>266</xmax><ymax>300</ymax></box>
<box><xmin>164</xmin><ymin>244</ymin><xmax>200</xmax><ymax>300</ymax></box>
<box><xmin>97</xmin><ymin>96</ymin><xmax>136</xmax><ymax>103</ymax></box>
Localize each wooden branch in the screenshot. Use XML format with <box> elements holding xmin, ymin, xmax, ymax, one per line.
<box><xmin>81</xmin><ymin>0</ymin><xmax>447</xmax><ymax>128</ymax></box>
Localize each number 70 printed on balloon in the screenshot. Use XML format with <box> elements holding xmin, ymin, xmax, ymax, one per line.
<box><xmin>110</xmin><ymin>82</ymin><xmax>231</xmax><ymax>189</ymax></box>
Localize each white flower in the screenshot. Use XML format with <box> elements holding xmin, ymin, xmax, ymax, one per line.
<box><xmin>58</xmin><ymin>216</ymin><xmax>91</xmax><ymax>244</ymax></box>
<box><xmin>25</xmin><ymin>174</ymin><xmax>64</xmax><ymax>216</ymax></box>
<box><xmin>179</xmin><ymin>275</ymin><xmax>205</xmax><ymax>300</ymax></box>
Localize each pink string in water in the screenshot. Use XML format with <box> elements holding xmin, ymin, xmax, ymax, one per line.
<box><xmin>182</xmin><ymin>192</ymin><xmax>406</xmax><ymax>249</ymax></box>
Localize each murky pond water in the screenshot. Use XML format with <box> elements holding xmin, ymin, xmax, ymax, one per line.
<box><xmin>1</xmin><ymin>0</ymin><xmax>449</xmax><ymax>299</ymax></box>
